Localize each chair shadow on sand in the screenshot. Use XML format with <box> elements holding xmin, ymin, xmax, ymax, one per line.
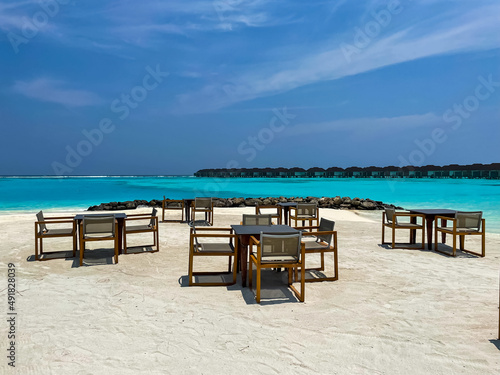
<box><xmin>377</xmin><ymin>243</ymin><xmax>479</xmax><ymax>258</ymax></box>
<box><xmin>179</xmin><ymin>269</ymin><xmax>305</xmax><ymax>305</ymax></box>
<box><xmin>489</xmin><ymin>339</ymin><xmax>500</xmax><ymax>351</ymax></box>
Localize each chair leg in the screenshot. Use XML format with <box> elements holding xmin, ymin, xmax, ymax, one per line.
<box><xmin>421</xmin><ymin>226</ymin><xmax>425</xmax><ymax>250</ymax></box>
<box><xmin>35</xmin><ymin>228</ymin><xmax>40</xmax><ymax>261</ymax></box>
<box><xmin>73</xmin><ymin>233</ymin><xmax>77</xmax><ymax>258</ymax></box>
<box><xmin>391</xmin><ymin>227</ymin><xmax>395</xmax><ymax>249</ymax></box>
<box><xmin>300</xmin><ymin>264</ymin><xmax>305</xmax><ymax>302</ymax></box>
<box><xmin>481</xmin><ymin>232</ymin><xmax>485</xmax><ymax>257</ymax></box>
<box><xmin>188</xmin><ymin>250</ymin><xmax>194</xmax><ymax>286</ymax></box>
<box><xmin>452</xmin><ymin>234</ymin><xmax>457</xmax><ymax>257</ymax></box>
<box><xmin>114</xmin><ymin>237</ymin><xmax>119</xmax><ymax>264</ymax></box>
<box><xmin>256</xmin><ymin>264</ymin><xmax>261</xmax><ymax>303</ymax></box>
<box><xmin>123</xmin><ymin>232</ymin><xmax>128</xmax><ymax>255</ymax></box>
<box><xmin>79</xmin><ymin>239</ymin><xmax>84</xmax><ymax>266</ymax></box>
<box><xmin>248</xmin><ymin>257</ymin><xmax>253</xmax><ymax>288</ymax></box>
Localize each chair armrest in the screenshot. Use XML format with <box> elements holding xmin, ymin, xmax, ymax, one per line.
<box><xmin>294</xmin><ymin>224</ymin><xmax>320</xmax><ymax>230</ymax></box>
<box><xmin>36</xmin><ymin>219</ymin><xmax>75</xmax><ymax>225</ymax></box>
<box><xmin>191</xmin><ymin>227</ymin><xmax>233</xmax><ymax>232</ymax></box>
<box><xmin>249</xmin><ymin>236</ymin><xmax>260</xmax><ymax>246</ymax></box>
<box><xmin>435</xmin><ymin>215</ymin><xmax>456</xmax><ymax>226</ymax></box>
<box><xmin>393</xmin><ymin>213</ymin><xmax>424</xmax><ymax>218</ymax></box>
<box><xmin>125</xmin><ymin>216</ymin><xmax>154</xmax><ymax>221</ymax></box>
<box><xmin>302</xmin><ymin>230</ymin><xmax>337</xmax><ymax>237</ymax></box>
<box><xmin>191</xmin><ymin>233</ymin><xmax>236</xmax><ymax>239</ymax></box>
<box><xmin>42</xmin><ymin>216</ymin><xmax>75</xmax><ymax>220</ymax></box>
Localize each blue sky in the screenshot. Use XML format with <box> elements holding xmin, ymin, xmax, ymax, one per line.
<box><xmin>0</xmin><ymin>0</ymin><xmax>499</xmax><ymax>175</ymax></box>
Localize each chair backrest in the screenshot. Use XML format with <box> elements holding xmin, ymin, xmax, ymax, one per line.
<box><xmin>256</xmin><ymin>205</ymin><xmax>280</xmax><ymax>216</ymax></box>
<box><xmin>150</xmin><ymin>208</ymin><xmax>157</xmax><ymax>227</ymax></box>
<box><xmin>195</xmin><ymin>197</ymin><xmax>212</xmax><ymax>209</ymax></box>
<box><xmin>385</xmin><ymin>208</ymin><xmax>397</xmax><ymax>224</ymax></box>
<box><xmin>259</xmin><ymin>232</ymin><xmax>302</xmax><ymax>262</ymax></box>
<box><xmin>455</xmin><ymin>211</ymin><xmax>482</xmax><ymax>230</ymax></box>
<box><xmin>315</xmin><ymin>218</ymin><xmax>335</xmax><ymax>245</ymax></box>
<box><xmin>82</xmin><ymin>215</ymin><xmax>115</xmax><ymax>236</ymax></box>
<box><xmin>242</xmin><ymin>214</ymin><xmax>272</xmax><ymax>226</ymax></box>
<box><xmin>164</xmin><ymin>198</ymin><xmax>182</xmax><ymax>208</ymax></box>
<box><xmin>36</xmin><ymin>210</ymin><xmax>47</xmax><ymax>232</ymax></box>
<box><xmin>297</xmin><ymin>203</ymin><xmax>317</xmax><ymax>216</ymax></box>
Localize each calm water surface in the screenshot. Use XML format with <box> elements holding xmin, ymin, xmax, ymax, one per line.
<box><xmin>1</xmin><ymin>176</ymin><xmax>498</xmax><ymax>232</ymax></box>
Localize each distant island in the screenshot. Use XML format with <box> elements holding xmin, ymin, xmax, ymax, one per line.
<box><xmin>194</xmin><ymin>163</ymin><xmax>500</xmax><ymax>179</ymax></box>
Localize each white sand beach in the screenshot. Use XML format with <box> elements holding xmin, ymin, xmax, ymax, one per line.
<box><xmin>1</xmin><ymin>208</ymin><xmax>499</xmax><ymax>374</ymax></box>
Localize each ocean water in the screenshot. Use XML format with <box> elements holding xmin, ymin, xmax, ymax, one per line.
<box><xmin>1</xmin><ymin>176</ymin><xmax>499</xmax><ymax>232</ymax></box>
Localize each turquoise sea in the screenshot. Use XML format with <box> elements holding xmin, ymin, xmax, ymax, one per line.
<box><xmin>1</xmin><ymin>176</ymin><xmax>499</xmax><ymax>233</ymax></box>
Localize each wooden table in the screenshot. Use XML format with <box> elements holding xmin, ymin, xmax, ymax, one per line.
<box><xmin>231</xmin><ymin>224</ymin><xmax>299</xmax><ymax>286</ymax></box>
<box><xmin>74</xmin><ymin>213</ymin><xmax>127</xmax><ymax>253</ymax></box>
<box><xmin>407</xmin><ymin>209</ymin><xmax>456</xmax><ymax>250</ymax></box>
<box><xmin>277</xmin><ymin>202</ymin><xmax>297</xmax><ymax>226</ymax></box>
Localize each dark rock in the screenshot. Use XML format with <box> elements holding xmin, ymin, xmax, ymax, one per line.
<box><xmin>361</xmin><ymin>201</ymin><xmax>377</xmax><ymax>210</ymax></box>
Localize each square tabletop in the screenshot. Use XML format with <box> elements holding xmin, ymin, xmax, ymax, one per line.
<box><xmin>277</xmin><ymin>202</ymin><xmax>298</xmax><ymax>207</ymax></box>
<box><xmin>407</xmin><ymin>209</ymin><xmax>456</xmax><ymax>216</ymax></box>
<box><xmin>231</xmin><ymin>224</ymin><xmax>299</xmax><ymax>235</ymax></box>
<box><xmin>74</xmin><ymin>213</ymin><xmax>127</xmax><ymax>220</ymax></box>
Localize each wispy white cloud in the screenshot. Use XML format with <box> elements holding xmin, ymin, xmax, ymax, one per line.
<box><xmin>175</xmin><ymin>2</ymin><xmax>500</xmax><ymax>113</ymax></box>
<box><xmin>12</xmin><ymin>78</ymin><xmax>103</xmax><ymax>107</ymax></box>
<box><xmin>284</xmin><ymin>113</ymin><xmax>442</xmax><ymax>137</ymax></box>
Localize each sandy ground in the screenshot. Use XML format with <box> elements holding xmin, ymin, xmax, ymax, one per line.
<box><xmin>0</xmin><ymin>207</ymin><xmax>499</xmax><ymax>375</ymax></box>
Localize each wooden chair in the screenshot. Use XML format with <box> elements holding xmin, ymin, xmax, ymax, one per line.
<box><xmin>241</xmin><ymin>214</ymin><xmax>272</xmax><ymax>225</ymax></box>
<box><xmin>162</xmin><ymin>197</ymin><xmax>184</xmax><ymax>222</ymax></box>
<box><xmin>296</xmin><ymin>218</ymin><xmax>338</xmax><ymax>282</ymax></box>
<box><xmin>249</xmin><ymin>232</ymin><xmax>305</xmax><ymax>303</ymax></box>
<box><xmin>290</xmin><ymin>203</ymin><xmax>319</xmax><ymax>228</ymax></box>
<box><xmin>79</xmin><ymin>215</ymin><xmax>119</xmax><ymax>266</ymax></box>
<box><xmin>34</xmin><ymin>210</ymin><xmax>77</xmax><ymax>261</ymax></box>
<box><xmin>255</xmin><ymin>204</ymin><xmax>282</xmax><ymax>224</ymax></box>
<box><xmin>188</xmin><ymin>227</ymin><xmax>237</xmax><ymax>286</ymax></box>
<box><xmin>123</xmin><ymin>208</ymin><xmax>159</xmax><ymax>254</ymax></box>
<box><xmin>381</xmin><ymin>208</ymin><xmax>425</xmax><ymax>249</ymax></box>
<box><xmin>434</xmin><ymin>211</ymin><xmax>485</xmax><ymax>257</ymax></box>
<box><xmin>191</xmin><ymin>197</ymin><xmax>214</xmax><ymax>226</ymax></box>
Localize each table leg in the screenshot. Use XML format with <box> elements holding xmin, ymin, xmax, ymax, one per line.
<box><xmin>117</xmin><ymin>218</ymin><xmax>124</xmax><ymax>254</ymax></box>
<box><xmin>410</xmin><ymin>216</ymin><xmax>416</xmax><ymax>244</ymax></box>
<box><xmin>283</xmin><ymin>207</ymin><xmax>290</xmax><ymax>226</ymax></box>
<box><xmin>184</xmin><ymin>204</ymin><xmax>191</xmax><ymax>223</ymax></box>
<box><xmin>426</xmin><ymin>217</ymin><xmax>434</xmax><ymax>250</ymax></box>
<box><xmin>239</xmin><ymin>235</ymin><xmax>250</xmax><ymax>287</ymax></box>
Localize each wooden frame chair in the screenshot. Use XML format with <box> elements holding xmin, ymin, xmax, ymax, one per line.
<box><xmin>79</xmin><ymin>215</ymin><xmax>119</xmax><ymax>266</ymax></box>
<box><xmin>296</xmin><ymin>218</ymin><xmax>338</xmax><ymax>282</ymax></box>
<box><xmin>162</xmin><ymin>197</ymin><xmax>184</xmax><ymax>222</ymax></box>
<box><xmin>434</xmin><ymin>211</ymin><xmax>485</xmax><ymax>257</ymax></box>
<box><xmin>191</xmin><ymin>197</ymin><xmax>214</xmax><ymax>226</ymax></box>
<box><xmin>34</xmin><ymin>210</ymin><xmax>77</xmax><ymax>261</ymax></box>
<box><xmin>290</xmin><ymin>203</ymin><xmax>319</xmax><ymax>228</ymax></box>
<box><xmin>382</xmin><ymin>208</ymin><xmax>425</xmax><ymax>249</ymax></box>
<box><xmin>123</xmin><ymin>208</ymin><xmax>159</xmax><ymax>254</ymax></box>
<box><xmin>255</xmin><ymin>204</ymin><xmax>282</xmax><ymax>224</ymax></box>
<box><xmin>188</xmin><ymin>227</ymin><xmax>238</xmax><ymax>286</ymax></box>
<box><xmin>249</xmin><ymin>232</ymin><xmax>305</xmax><ymax>303</ymax></box>
<box><xmin>241</xmin><ymin>214</ymin><xmax>272</xmax><ymax>226</ymax></box>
